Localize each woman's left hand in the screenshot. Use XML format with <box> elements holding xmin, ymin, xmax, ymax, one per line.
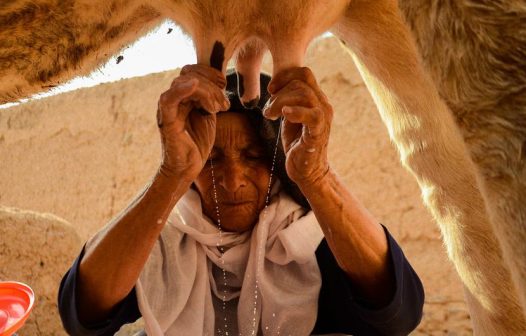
<box><xmin>264</xmin><ymin>67</ymin><xmax>333</xmax><ymax>187</ymax></box>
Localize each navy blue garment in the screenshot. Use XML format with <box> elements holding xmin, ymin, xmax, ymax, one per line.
<box><xmin>58</xmin><ymin>226</ymin><xmax>424</xmax><ymax>335</ymax></box>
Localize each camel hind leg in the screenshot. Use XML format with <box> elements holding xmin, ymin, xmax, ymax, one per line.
<box><xmin>398</xmin><ymin>1</ymin><xmax>526</xmax><ymax>314</ymax></box>
<box><xmin>331</xmin><ymin>0</ymin><xmax>526</xmax><ymax>333</ymax></box>
<box><xmin>464</xmin><ymin>111</ymin><xmax>526</xmax><ymax>319</ymax></box>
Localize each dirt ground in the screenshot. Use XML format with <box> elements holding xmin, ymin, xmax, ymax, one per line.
<box><xmin>0</xmin><ymin>37</ymin><xmax>472</xmax><ymax>335</ymax></box>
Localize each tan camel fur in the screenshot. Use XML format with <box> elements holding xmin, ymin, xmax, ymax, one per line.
<box><xmin>334</xmin><ymin>1</ymin><xmax>526</xmax><ymax>334</ymax></box>
<box><xmin>397</xmin><ymin>4</ymin><xmax>526</xmax><ymax>333</ymax></box>
<box><xmin>1</xmin><ymin>0</ymin><xmax>525</xmax><ymax>333</ymax></box>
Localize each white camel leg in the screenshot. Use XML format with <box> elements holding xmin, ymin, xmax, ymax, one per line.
<box><xmin>332</xmin><ymin>0</ymin><xmax>526</xmax><ymax>333</ymax></box>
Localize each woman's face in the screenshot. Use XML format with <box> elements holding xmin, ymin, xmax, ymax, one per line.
<box><xmin>194</xmin><ymin>112</ymin><xmax>272</xmax><ymax>232</ymax></box>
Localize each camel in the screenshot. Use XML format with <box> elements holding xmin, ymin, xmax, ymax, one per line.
<box><xmin>396</xmin><ymin>2</ymin><xmax>526</xmax><ymax>333</ymax></box>
<box><xmin>1</xmin><ymin>0</ymin><xmax>525</xmax><ymax>333</ymax></box>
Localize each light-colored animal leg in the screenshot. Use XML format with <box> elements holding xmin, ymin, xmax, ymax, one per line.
<box><xmin>332</xmin><ymin>0</ymin><xmax>526</xmax><ymax>333</ymax></box>
<box><xmin>399</xmin><ymin>0</ymin><xmax>526</xmax><ymax>313</ymax></box>
<box><xmin>0</xmin><ymin>0</ymin><xmax>162</xmax><ymax>104</ymax></box>
<box><xmin>468</xmin><ymin>129</ymin><xmax>526</xmax><ymax>317</ymax></box>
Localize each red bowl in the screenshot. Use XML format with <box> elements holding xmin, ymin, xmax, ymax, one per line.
<box><xmin>0</xmin><ymin>282</ymin><xmax>35</xmax><ymax>336</ymax></box>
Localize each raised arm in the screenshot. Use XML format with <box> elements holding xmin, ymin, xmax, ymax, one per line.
<box><xmin>73</xmin><ymin>65</ymin><xmax>229</xmax><ymax>324</ymax></box>
<box><xmin>264</xmin><ymin>67</ymin><xmax>394</xmax><ymax>306</ymax></box>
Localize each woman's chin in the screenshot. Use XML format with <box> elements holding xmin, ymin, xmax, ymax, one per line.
<box><xmin>219</xmin><ymin>205</ymin><xmax>258</xmax><ymax>232</ymax></box>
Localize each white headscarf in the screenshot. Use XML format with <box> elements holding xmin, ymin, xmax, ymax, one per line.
<box><xmin>136</xmin><ymin>185</ymin><xmax>324</xmax><ymax>336</ymax></box>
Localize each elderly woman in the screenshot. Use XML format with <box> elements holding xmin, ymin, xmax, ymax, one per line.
<box><xmin>58</xmin><ymin>65</ymin><xmax>424</xmax><ymax>335</ymax></box>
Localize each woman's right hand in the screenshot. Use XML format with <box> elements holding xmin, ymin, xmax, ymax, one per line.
<box><xmin>73</xmin><ymin>65</ymin><xmax>229</xmax><ymax>326</ymax></box>
<box><xmin>157</xmin><ymin>64</ymin><xmax>230</xmax><ymax>181</ymax></box>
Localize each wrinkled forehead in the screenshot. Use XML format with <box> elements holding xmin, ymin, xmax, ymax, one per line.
<box><xmin>215</xmin><ymin>112</ymin><xmax>262</xmax><ymax>149</ymax></box>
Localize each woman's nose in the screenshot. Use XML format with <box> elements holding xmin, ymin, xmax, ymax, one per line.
<box><xmin>219</xmin><ymin>161</ymin><xmax>247</xmax><ymax>192</ymax></box>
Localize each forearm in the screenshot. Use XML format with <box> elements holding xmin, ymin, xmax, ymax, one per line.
<box><xmin>299</xmin><ymin>168</ymin><xmax>395</xmax><ymax>306</ymax></box>
<box><xmin>77</xmin><ymin>171</ymin><xmax>192</xmax><ymax>323</ymax></box>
